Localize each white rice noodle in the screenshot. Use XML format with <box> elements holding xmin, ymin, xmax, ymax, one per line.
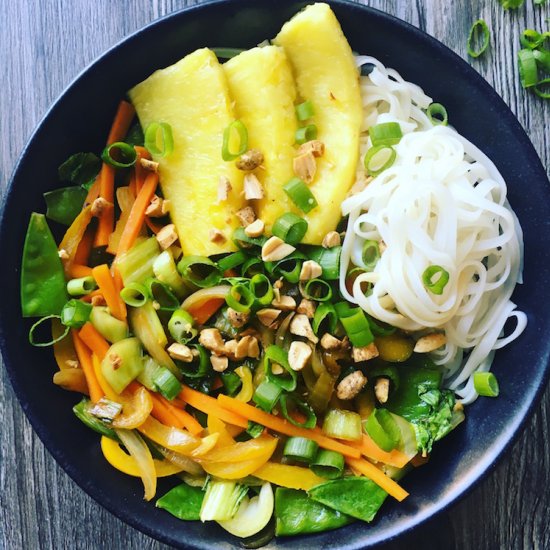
<box><xmin>342</xmin><ymin>57</ymin><xmax>527</xmax><ymax>404</ymax></box>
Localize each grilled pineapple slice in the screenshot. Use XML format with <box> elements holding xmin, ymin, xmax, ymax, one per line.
<box><xmin>224</xmin><ymin>46</ymin><xmax>298</xmax><ymax>234</ymax></box>
<box><xmin>129</xmin><ymin>48</ymin><xmax>244</xmax><ymax>256</ymax></box>
<box><xmin>274</xmin><ymin>2</ymin><xmax>362</xmax><ymax>244</ymax></box>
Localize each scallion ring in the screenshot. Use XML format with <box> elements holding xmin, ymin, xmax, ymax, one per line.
<box><xmin>533</xmin><ymin>48</ymin><xmax>550</xmax><ymax>73</ymax></box>
<box><xmin>144</xmin><ymin>122</ymin><xmax>174</xmax><ymax>157</ymax></box>
<box><xmin>322</xmin><ymin>408</ymin><xmax>362</xmax><ymax>441</ymax></box>
<box><xmin>335</xmin><ymin>304</ymin><xmax>374</xmax><ymax>347</ymax></box>
<box><xmin>101</xmin><ymin>141</ymin><xmax>137</xmax><ymax>168</ymax></box>
<box><xmin>252</xmin><ymin>379</ymin><xmax>283</xmax><ymax>412</ymax></box>
<box><xmin>283</xmin><ymin>177</ymin><xmax>318</xmax><ymax>213</ymax></box>
<box><xmin>120</xmin><ymin>282</ymin><xmax>150</xmax><ymax>307</ymax></box>
<box><xmin>520</xmin><ymin>29</ymin><xmax>547</xmax><ymax>50</ymax></box>
<box><xmin>28</xmin><ymin>315</ymin><xmax>70</xmax><ymax>347</ymax></box>
<box><xmin>312</xmin><ymin>302</ymin><xmax>338</xmax><ymax>334</ymax></box>
<box><xmin>534</xmin><ymin>77</ymin><xmax>550</xmax><ymax>99</ymax></box>
<box><xmin>240</xmin><ymin>256</ymin><xmax>264</xmax><ymax>277</ymax></box>
<box><xmin>473</xmin><ymin>372</ymin><xmax>500</xmax><ymax>397</ymax></box>
<box><xmin>361</xmin><ymin>239</ymin><xmax>381</xmax><ymax>270</ymax></box>
<box><xmin>225</xmin><ymin>283</ymin><xmax>255</xmax><ymax>313</ymax></box>
<box><xmin>145</xmin><ymin>278</ymin><xmax>180</xmax><ymax>311</ymax></box>
<box><xmin>67</xmin><ymin>276</ymin><xmax>97</xmax><ymax>297</ymax></box>
<box><xmin>295</xmin><ymin>100</ymin><xmax>314</xmax><ymax>121</ymax></box>
<box><xmin>427</xmin><ymin>103</ymin><xmax>448</xmax><ymax>126</ymax></box>
<box><xmin>369</xmin><ymin>122</ymin><xmax>403</xmax><ymax>146</ymax></box>
<box><xmin>168</xmin><ymin>309</ymin><xmax>197</xmax><ymax>344</ymax></box>
<box><xmin>177</xmin><ymin>256</ymin><xmax>223</xmax><ymax>288</ymax></box>
<box><xmin>153</xmin><ymin>367</ymin><xmax>182</xmax><ymax>400</ymax></box>
<box><xmin>363</xmin><ymin>408</ymin><xmax>401</xmax><ymax>452</ymax></box>
<box><xmin>518</xmin><ymin>49</ymin><xmax>539</xmax><ymax>88</ymax></box>
<box><xmin>283</xmin><ymin>436</ymin><xmax>319</xmax><ymax>463</ymax></box>
<box><xmin>279</xmin><ymin>394</ymin><xmax>317</xmax><ymax>429</ymax></box>
<box><xmin>272</xmin><ymin>212</ymin><xmax>308</xmax><ymax>245</ymax></box>
<box><xmin>363</xmin><ymin>145</ymin><xmax>396</xmax><ymax>177</ymax></box>
<box><xmin>295</xmin><ymin>124</ymin><xmax>318</xmax><ymax>144</ymax></box>
<box><xmin>217</xmin><ymin>251</ymin><xmax>248</xmax><ymax>272</ymax></box>
<box><xmin>264</xmin><ymin>345</ymin><xmax>297</xmax><ymax>391</ymax></box>
<box><xmin>422</xmin><ymin>265</ymin><xmax>450</xmax><ymax>295</ymax></box>
<box><xmin>301</xmin><ymin>278</ymin><xmax>333</xmax><ymax>302</ymax></box>
<box><xmin>60</xmin><ymin>299</ymin><xmax>93</xmax><ymax>329</ymax></box>
<box><xmin>222</xmin><ymin>120</ymin><xmax>248</xmax><ymax>161</ymax></box>
<box><xmin>249</xmin><ymin>273</ymin><xmax>273</xmax><ymax>307</ymax></box>
<box><xmin>467</xmin><ymin>19</ymin><xmax>490</xmax><ymax>58</ymax></box>
<box><xmin>310</xmin><ymin>449</ymin><xmax>344</xmax><ymax>479</ymax></box>
<box><xmin>178</xmin><ymin>345</ymin><xmax>211</xmax><ymax>378</ymax></box>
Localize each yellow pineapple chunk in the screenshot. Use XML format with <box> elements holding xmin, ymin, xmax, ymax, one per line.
<box><xmin>224</xmin><ymin>46</ymin><xmax>299</xmax><ymax>234</ymax></box>
<box><xmin>128</xmin><ymin>48</ymin><xmax>244</xmax><ymax>256</ymax></box>
<box><xmin>274</xmin><ymin>2</ymin><xmax>362</xmax><ymax>244</ymax></box>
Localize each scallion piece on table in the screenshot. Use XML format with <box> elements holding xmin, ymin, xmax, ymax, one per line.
<box><xmin>249</xmin><ymin>273</ymin><xmax>274</xmax><ymax>306</ymax></box>
<box><xmin>101</xmin><ymin>141</ymin><xmax>137</xmax><ymax>168</ymax></box>
<box><xmin>363</xmin><ymin>408</ymin><xmax>401</xmax><ymax>452</ymax></box>
<box><xmin>222</xmin><ymin>120</ymin><xmax>248</xmax><ymax>161</ymax></box>
<box><xmin>520</xmin><ymin>29</ymin><xmax>548</xmax><ymax>50</ymax></box>
<box><xmin>28</xmin><ymin>315</ymin><xmax>69</xmax><ymax>347</ymax></box>
<box><xmin>283</xmin><ymin>436</ymin><xmax>319</xmax><ymax>463</ymax></box>
<box><xmin>312</xmin><ymin>302</ymin><xmax>338</xmax><ymax>334</ymax></box>
<box><xmin>60</xmin><ymin>299</ymin><xmax>92</xmax><ymax>328</ymax></box>
<box><xmin>264</xmin><ymin>345</ymin><xmax>297</xmax><ymax>391</ymax></box>
<box><xmin>533</xmin><ymin>48</ymin><xmax>550</xmax><ymax>73</ymax></box>
<box><xmin>272</xmin><ymin>212</ymin><xmax>308</xmax><ymax>245</ymax></box>
<box><xmin>322</xmin><ymin>409</ymin><xmax>362</xmax><ymax>441</ymax></box>
<box><xmin>310</xmin><ymin>449</ymin><xmax>345</xmax><ymax>479</ymax></box>
<box><xmin>144</xmin><ymin>122</ymin><xmax>174</xmax><ymax>157</ymax></box>
<box><xmin>67</xmin><ymin>276</ymin><xmax>97</xmax><ymax>297</ymax></box>
<box><xmin>120</xmin><ymin>282</ymin><xmax>150</xmax><ymax>307</ymax></box>
<box><xmin>362</xmin><ymin>240</ymin><xmax>381</xmax><ymax>270</ymax></box>
<box><xmin>295</xmin><ymin>124</ymin><xmax>318</xmax><ymax>144</ymax></box>
<box><xmin>518</xmin><ymin>49</ymin><xmax>539</xmax><ymax>88</ymax></box>
<box><xmin>335</xmin><ymin>304</ymin><xmax>374</xmax><ymax>347</ymax></box>
<box><xmin>301</xmin><ymin>278</ymin><xmax>333</xmax><ymax>302</ymax></box>
<box><xmin>217</xmin><ymin>251</ymin><xmax>248</xmax><ymax>272</ymax></box>
<box><xmin>178</xmin><ymin>255</ymin><xmax>223</xmax><ymax>288</ymax></box>
<box><xmin>168</xmin><ymin>309</ymin><xmax>197</xmax><ymax>344</ymax></box>
<box><xmin>153</xmin><ymin>367</ymin><xmax>182</xmax><ymax>400</ymax></box>
<box><xmin>279</xmin><ymin>394</ymin><xmax>317</xmax><ymax>428</ymax></box>
<box><xmin>225</xmin><ymin>283</ymin><xmax>255</xmax><ymax>313</ymax></box>
<box><xmin>369</xmin><ymin>122</ymin><xmax>403</xmax><ymax>146</ymax></box>
<box><xmin>473</xmin><ymin>372</ymin><xmax>500</xmax><ymax>397</ymax></box>
<box><xmin>90</xmin><ymin>397</ymin><xmax>123</xmax><ymax>422</ymax></box>
<box><xmin>253</xmin><ymin>379</ymin><xmax>283</xmax><ymax>412</ymax></box>
<box><xmin>534</xmin><ymin>77</ymin><xmax>550</xmax><ymax>99</ymax></box>
<box><xmin>363</xmin><ymin>145</ymin><xmax>396</xmax><ymax>177</ymax></box>
<box><xmin>422</xmin><ymin>265</ymin><xmax>450</xmax><ymax>295</ymax></box>
<box><xmin>283</xmin><ymin>177</ymin><xmax>318</xmax><ymax>213</ymax></box>
<box><xmin>426</xmin><ymin>102</ymin><xmax>448</xmax><ymax>126</ymax></box>
<box><xmin>467</xmin><ymin>19</ymin><xmax>490</xmax><ymax>58</ymax></box>
<box><xmin>295</xmin><ymin>100</ymin><xmax>314</xmax><ymax>121</ymax></box>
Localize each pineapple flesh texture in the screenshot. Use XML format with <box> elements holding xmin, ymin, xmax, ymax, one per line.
<box><xmin>274</xmin><ymin>2</ymin><xmax>363</xmax><ymax>244</ymax></box>
<box><xmin>224</xmin><ymin>46</ymin><xmax>298</xmax><ymax>234</ymax></box>
<box><xmin>129</xmin><ymin>48</ymin><xmax>244</xmax><ymax>256</ymax></box>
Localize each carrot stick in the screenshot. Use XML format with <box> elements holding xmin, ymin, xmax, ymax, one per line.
<box><xmin>187</xmin><ymin>298</ymin><xmax>226</xmax><ymax>326</ymax></box>
<box><xmin>144</xmin><ymin>217</ymin><xmax>163</xmax><ymax>235</ymax></box>
<box><xmin>68</xmin><ymin>264</ymin><xmax>93</xmax><ymax>278</ymax></box>
<box><xmin>150</xmin><ymin>392</ymin><xmax>182</xmax><ymax>427</ymax></box>
<box><xmin>78</xmin><ymin>322</ymin><xmax>110</xmax><ymax>361</ymax></box>
<box><xmin>180</xmin><ymin>386</ymin><xmax>248</xmax><ymax>429</ymax></box>
<box><xmin>92</xmin><ymin>264</ymin><xmax>127</xmax><ymax>320</ymax></box>
<box><xmin>81</xmin><ymin>289</ymin><xmax>103</xmax><ymax>303</ymax></box>
<box><xmin>158</xmin><ymin>394</ymin><xmax>203</xmax><ymax>436</ymax></box>
<box><xmin>346</xmin><ymin>457</ymin><xmax>409</xmax><ymax>502</ymax></box>
<box><xmin>91</xmin><ymin>353</ymin><xmax>118</xmax><ymax>401</ymax></box>
<box><xmin>217</xmin><ymin>394</ymin><xmax>360</xmax><ymax>458</ymax></box>
<box><xmin>71</xmin><ymin>330</ymin><xmax>103</xmax><ymax>403</ymax></box>
<box><xmin>347</xmin><ymin>434</ymin><xmax>410</xmax><ymax>469</ymax></box>
<box><xmin>74</xmin><ymin>227</ymin><xmax>94</xmax><ymax>265</ymax></box>
<box><xmin>106</xmin><ymin>101</ymin><xmax>135</xmax><ymax>144</ymax></box>
<box><xmin>128</xmin><ymin>171</ymin><xmax>137</xmax><ymax>198</ymax></box>
<box><xmin>115</xmin><ymin>172</ymin><xmax>159</xmax><ymax>258</ymax></box>
<box><xmin>84</xmin><ymin>178</ymin><xmax>100</xmax><ymax>206</ymax></box>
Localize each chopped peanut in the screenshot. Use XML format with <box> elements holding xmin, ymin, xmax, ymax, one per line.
<box><xmin>236</xmin><ymin>206</ymin><xmax>256</xmax><ymax>227</ymax></box>
<box><xmin>271</xmin><ymin>295</ymin><xmax>297</xmax><ymax>312</ymax></box>
<box><xmin>199</xmin><ymin>328</ymin><xmax>225</xmax><ymax>354</ymax></box>
<box><xmin>293</xmin><ymin>151</ymin><xmax>317</xmax><ymax>184</ymax></box>
<box><xmin>145</xmin><ymin>195</ymin><xmax>165</xmax><ymax>217</ymax></box>
<box><xmin>336</xmin><ymin>370</ymin><xmax>367</xmax><ymax>400</ymax></box>
<box><xmin>217</xmin><ymin>175</ymin><xmax>232</xmax><ymax>202</ymax></box>
<box><xmin>243</xmin><ymin>173</ymin><xmax>265</xmax><ymax>200</ymax></box>
<box><xmin>246</xmin><ymin>336</ymin><xmax>260</xmax><ymax>359</ymax></box>
<box><xmin>209</xmin><ymin>228</ymin><xmax>226</xmax><ymax>244</ymax></box>
<box><xmin>244</xmin><ymin>219</ymin><xmax>265</xmax><ymax>238</ymax></box>
<box><xmin>322</xmin><ymin>231</ymin><xmax>341</xmax><ymax>248</ymax></box>
<box><xmin>320</xmin><ymin>333</ymin><xmax>347</xmax><ymax>351</ymax></box>
<box><xmin>271</xmin><ymin>363</ymin><xmax>284</xmax><ymax>375</ymax></box>
<box><xmin>91</xmin><ymin>197</ymin><xmax>113</xmax><ymax>218</ymax></box>
<box><xmin>211</xmin><ymin>355</ymin><xmax>229</xmax><ymax>373</ymax></box>
<box><xmin>298</xmin><ymin>140</ymin><xmax>325</xmax><ymax>158</ymax></box>
<box><xmin>352</xmin><ymin>343</ymin><xmax>379</xmax><ymax>363</ymax></box>
<box><xmin>288</xmin><ymin>341</ymin><xmax>312</xmax><ymax>371</ymax></box>
<box><xmin>257</xmin><ymin>308</ymin><xmax>282</xmax><ymax>328</ymax></box>
<box><xmin>224</xmin><ymin>339</ymin><xmax>238</xmax><ymax>357</ymax></box>
<box><xmin>261</xmin><ymin>236</ymin><xmax>295</xmax><ymax>262</ymax></box>
<box><xmin>58</xmin><ymin>249</ymin><xmax>69</xmax><ymax>261</ymax></box>
<box><xmin>290</xmin><ymin>314</ymin><xmax>318</xmax><ymax>344</ymax></box>
<box><xmin>299</xmin><ymin>260</ymin><xmax>323</xmax><ymax>281</ymax></box>
<box><xmin>414</xmin><ymin>333</ymin><xmax>447</xmax><ymax>353</ymax></box>
<box><xmin>140</xmin><ymin>158</ymin><xmax>159</xmax><ymax>172</ymax></box>
<box><xmin>167</xmin><ymin>343</ymin><xmax>194</xmax><ymax>362</ymax></box>
<box><xmin>296</xmin><ymin>298</ymin><xmax>316</xmax><ymax>319</ymax></box>
<box><xmin>156</xmin><ymin>224</ymin><xmax>178</xmax><ymax>250</ymax></box>
<box><xmin>374</xmin><ymin>377</ymin><xmax>390</xmax><ymax>404</ymax></box>
<box><xmin>65</xmin><ymin>359</ymin><xmax>79</xmax><ymax>369</ymax></box>
<box><xmin>236</xmin><ymin>149</ymin><xmax>264</xmax><ymax>171</ymax></box>
<box><xmin>227</xmin><ymin>308</ymin><xmax>249</xmax><ymax>328</ymax></box>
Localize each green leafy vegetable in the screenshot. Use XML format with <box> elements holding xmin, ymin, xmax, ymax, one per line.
<box><xmin>58</xmin><ymin>152</ymin><xmax>101</xmax><ymax>187</ymax></box>
<box><xmin>498</xmin><ymin>0</ymin><xmax>525</xmax><ymax>8</ymax></box>
<box><xmin>44</xmin><ymin>187</ymin><xmax>88</xmax><ymax>226</ymax></box>
<box><xmin>156</xmin><ymin>482</ymin><xmax>205</xmax><ymax>520</ymax></box>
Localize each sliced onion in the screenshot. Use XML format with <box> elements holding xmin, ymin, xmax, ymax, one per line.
<box><xmin>181</xmin><ymin>285</ymin><xmax>231</xmax><ymax>311</ymax></box>
<box><xmin>156</xmin><ymin>446</ymin><xmax>204</xmax><ymax>476</ymax></box>
<box><xmin>138</xmin><ymin>416</ymin><xmax>200</xmax><ymax>455</ymax></box>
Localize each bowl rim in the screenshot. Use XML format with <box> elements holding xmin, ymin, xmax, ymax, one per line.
<box><xmin>2</xmin><ymin>0</ymin><xmax>549</xmax><ymax>548</ymax></box>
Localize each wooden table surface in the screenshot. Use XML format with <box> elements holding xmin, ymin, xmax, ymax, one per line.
<box><xmin>1</xmin><ymin>1</ymin><xmax>549</xmax><ymax>549</ymax></box>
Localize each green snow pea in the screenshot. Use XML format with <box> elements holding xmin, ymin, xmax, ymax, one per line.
<box><xmin>275</xmin><ymin>488</ymin><xmax>354</xmax><ymax>536</ymax></box>
<box><xmin>21</xmin><ymin>213</ymin><xmax>68</xmax><ymax>317</ymax></box>
<box><xmin>44</xmin><ymin>186</ymin><xmax>87</xmax><ymax>226</ymax></box>
<box><xmin>156</xmin><ymin>483</ymin><xmax>205</xmax><ymax>520</ymax></box>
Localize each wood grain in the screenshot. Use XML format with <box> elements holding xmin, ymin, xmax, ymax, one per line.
<box><xmin>1</xmin><ymin>1</ymin><xmax>548</xmax><ymax>549</ymax></box>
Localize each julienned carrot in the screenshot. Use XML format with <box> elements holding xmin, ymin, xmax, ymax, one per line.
<box><xmin>144</xmin><ymin>217</ymin><xmax>163</xmax><ymax>235</ymax></box>
<box><xmin>91</xmin><ymin>353</ymin><xmax>118</xmax><ymax>401</ymax></box>
<box><xmin>187</xmin><ymin>298</ymin><xmax>226</xmax><ymax>325</ymax></box>
<box><xmin>158</xmin><ymin>394</ymin><xmax>203</xmax><ymax>436</ymax></box>
<box><xmin>78</xmin><ymin>322</ymin><xmax>110</xmax><ymax>361</ymax></box>
<box><xmin>68</xmin><ymin>264</ymin><xmax>93</xmax><ymax>278</ymax></box>
<box><xmin>71</xmin><ymin>330</ymin><xmax>103</xmax><ymax>403</ymax></box>
<box><xmin>92</xmin><ymin>264</ymin><xmax>127</xmax><ymax>320</ymax></box>
<box><xmin>179</xmin><ymin>386</ymin><xmax>248</xmax><ymax>429</ymax></box>
<box><xmin>346</xmin><ymin>457</ymin><xmax>409</xmax><ymax>502</ymax></box>
<box><xmin>150</xmin><ymin>393</ymin><xmax>182</xmax><ymax>427</ymax></box>
<box><xmin>149</xmin><ymin>391</ymin><xmax>202</xmax><ymax>435</ymax></box>
<box><xmin>348</xmin><ymin>434</ymin><xmax>410</xmax><ymax>469</ymax></box>
<box><xmin>217</xmin><ymin>394</ymin><xmax>360</xmax><ymax>459</ymax></box>
<box><xmin>115</xmin><ymin>172</ymin><xmax>159</xmax><ymax>258</ymax></box>
<box><xmin>81</xmin><ymin>289</ymin><xmax>103</xmax><ymax>303</ymax></box>
<box><xmin>107</xmin><ymin>101</ymin><xmax>135</xmax><ymax>145</ymax></box>
<box><xmin>73</xmin><ymin>227</ymin><xmax>94</xmax><ymax>265</ymax></box>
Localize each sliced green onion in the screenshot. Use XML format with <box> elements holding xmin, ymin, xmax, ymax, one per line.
<box><xmin>369</xmin><ymin>122</ymin><xmax>403</xmax><ymax>146</ymax></box>
<box><xmin>362</xmin><ymin>240</ymin><xmax>381</xmax><ymax>270</ymax></box>
<box><xmin>306</xmin><ymin>246</ymin><xmax>341</xmax><ymax>281</ymax></box>
<box><xmin>220</xmin><ymin>371</ymin><xmax>242</xmax><ymax>396</ymax></box>
<box><xmin>518</xmin><ymin>49</ymin><xmax>539</xmax><ymax>88</ymax></box>
<box><xmin>218</xmin><ymin>251</ymin><xmax>249</xmax><ymax>272</ymax></box>
<box><xmin>246</xmin><ymin>421</ymin><xmax>265</xmax><ymax>438</ymax></box>
<box><xmin>534</xmin><ymin>77</ymin><xmax>550</xmax><ymax>99</ymax></box>
<box><xmin>295</xmin><ymin>100</ymin><xmax>314</xmax><ymax>121</ymax></box>
<box><xmin>427</xmin><ymin>103</ymin><xmax>448</xmax><ymax>126</ymax></box>
<box><xmin>144</xmin><ymin>122</ymin><xmax>174</xmax><ymax>157</ymax></box>
<box><xmin>212</xmin><ymin>47</ymin><xmax>245</xmax><ymax>59</ymax></box>
<box><xmin>168</xmin><ymin>309</ymin><xmax>197</xmax><ymax>344</ymax></box>
<box><xmin>363</xmin><ymin>408</ymin><xmax>401</xmax><ymax>452</ymax></box>
<box><xmin>366</xmin><ymin>314</ymin><xmax>396</xmax><ymax>337</ymax></box>
<box><xmin>520</xmin><ymin>29</ymin><xmax>548</xmax><ymax>50</ymax></box>
<box><xmin>363</xmin><ymin>145</ymin><xmax>396</xmax><ymax>177</ymax></box>
<box><xmin>178</xmin><ymin>345</ymin><xmax>210</xmax><ymax>379</ymax></box>
<box><xmin>295</xmin><ymin>124</ymin><xmax>318</xmax><ymax>144</ymax></box>
<box><xmin>264</xmin><ymin>345</ymin><xmax>297</xmax><ymax>391</ymax></box>
<box><xmin>467</xmin><ymin>19</ymin><xmax>490</xmax><ymax>58</ymax></box>
<box><xmin>301</xmin><ymin>278</ymin><xmax>333</xmax><ymax>302</ymax></box>
<box><xmin>310</xmin><ymin>449</ymin><xmax>344</xmax><ymax>479</ymax></box>
<box><xmin>279</xmin><ymin>394</ymin><xmax>317</xmax><ymax>429</ymax></box>
<box><xmin>422</xmin><ymin>265</ymin><xmax>450</xmax><ymax>295</ymax></box>
<box><xmin>29</xmin><ymin>315</ymin><xmax>69</xmax><ymax>347</ymax></box>
<box><xmin>101</xmin><ymin>141</ymin><xmax>137</xmax><ymax>168</ymax></box>
<box><xmin>222</xmin><ymin>120</ymin><xmax>248</xmax><ymax>161</ymax></box>
<box><xmin>272</xmin><ymin>212</ymin><xmax>308</xmax><ymax>245</ymax></box>
<box><xmin>265</xmin><ymin>251</ymin><xmax>306</xmax><ymax>284</ymax></box>
<box><xmin>145</xmin><ymin>278</ymin><xmax>180</xmax><ymax>311</ymax></box>
<box><xmin>120</xmin><ymin>282</ymin><xmax>150</xmax><ymax>307</ymax></box>
<box><xmin>283</xmin><ymin>437</ymin><xmax>319</xmax><ymax>463</ymax></box>
<box><xmin>533</xmin><ymin>48</ymin><xmax>550</xmax><ymax>73</ymax></box>
<box><xmin>60</xmin><ymin>299</ymin><xmax>92</xmax><ymax>328</ymax></box>
<box><xmin>335</xmin><ymin>305</ymin><xmax>374</xmax><ymax>347</ymax></box>
<box><xmin>312</xmin><ymin>302</ymin><xmax>338</xmax><ymax>334</ymax></box>
<box><xmin>283</xmin><ymin>177</ymin><xmax>318</xmax><ymax>214</ymax></box>
<box><xmin>498</xmin><ymin>0</ymin><xmax>525</xmax><ymax>8</ymax></box>
<box><xmin>240</xmin><ymin>256</ymin><xmax>264</xmax><ymax>278</ymax></box>
<box><xmin>253</xmin><ymin>379</ymin><xmax>283</xmax><ymax>412</ymax></box>
<box><xmin>473</xmin><ymin>372</ymin><xmax>500</xmax><ymax>397</ymax></box>
<box><xmin>225</xmin><ymin>283</ymin><xmax>255</xmax><ymax>313</ymax></box>
<box><xmin>67</xmin><ymin>276</ymin><xmax>97</xmax><ymax>297</ymax></box>
<box><xmin>368</xmin><ymin>364</ymin><xmax>400</xmax><ymax>392</ymax></box>
<box><xmin>250</xmin><ymin>274</ymin><xmax>273</xmax><ymax>307</ymax></box>
<box><xmin>200</xmin><ymin>480</ymin><xmax>248</xmax><ymax>522</ymax></box>
<box><xmin>322</xmin><ymin>409</ymin><xmax>362</xmax><ymax>441</ymax></box>
<box><xmin>232</xmin><ymin>227</ymin><xmax>267</xmax><ymax>250</ymax></box>
<box><xmin>178</xmin><ymin>256</ymin><xmax>223</xmax><ymax>288</ymax></box>
<box><xmin>153</xmin><ymin>367</ymin><xmax>182</xmax><ymax>400</ymax></box>
<box><xmin>89</xmin><ymin>397</ymin><xmax>123</xmax><ymax>422</ymax></box>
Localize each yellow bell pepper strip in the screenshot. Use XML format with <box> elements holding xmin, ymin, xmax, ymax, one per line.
<box><xmin>345</xmin><ymin>457</ymin><xmax>409</xmax><ymax>502</ymax></box>
<box><xmin>52</xmin><ymin>318</ymin><xmax>78</xmax><ymax>370</ymax></box>
<box><xmin>346</xmin><ymin>434</ymin><xmax>410</xmax><ymax>469</ymax></box>
<box><xmin>101</xmin><ymin>435</ymin><xmax>185</xmax><ymax>478</ymax></box>
<box><xmin>234</xmin><ymin>365</ymin><xmax>254</xmax><ymax>402</ymax></box>
<box><xmin>200</xmin><ymin>435</ymin><xmax>277</xmax><ymax>463</ymax></box>
<box><xmin>217</xmin><ymin>394</ymin><xmax>360</xmax><ymax>459</ymax></box>
<box><xmin>52</xmin><ymin>369</ymin><xmax>89</xmax><ymax>395</ymax></box>
<box><xmin>191</xmin><ymin>433</ymin><xmax>220</xmax><ymax>458</ymax></box>
<box><xmin>92</xmin><ymin>264</ymin><xmax>127</xmax><ymax>321</ymax></box>
<box><xmin>112</xmin><ymin>386</ymin><xmax>153</xmax><ymax>430</ymax></box>
<box><xmin>207</xmin><ymin>415</ymin><xmax>236</xmax><ymax>448</ymax></box>
<box><xmin>138</xmin><ymin>415</ymin><xmax>200</xmax><ymax>455</ymax></box>
<box><xmin>179</xmin><ymin>386</ymin><xmax>248</xmax><ymax>429</ymax></box>
<box><xmin>58</xmin><ymin>205</ymin><xmax>93</xmax><ymax>278</ymax></box>
<box><xmin>252</xmin><ymin>462</ymin><xmax>325</xmax><ymax>491</ymax></box>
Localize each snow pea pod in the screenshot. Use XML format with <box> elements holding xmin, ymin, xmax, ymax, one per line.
<box><xmin>156</xmin><ymin>482</ymin><xmax>205</xmax><ymax>520</ymax></box>
<box><xmin>21</xmin><ymin>213</ymin><xmax>68</xmax><ymax>317</ymax></box>
<box><xmin>44</xmin><ymin>186</ymin><xmax>87</xmax><ymax>226</ymax></box>
<box><xmin>275</xmin><ymin>488</ymin><xmax>354</xmax><ymax>536</ymax></box>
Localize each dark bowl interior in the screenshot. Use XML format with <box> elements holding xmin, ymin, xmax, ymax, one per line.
<box><xmin>2</xmin><ymin>0</ymin><xmax>549</xmax><ymax>548</ymax></box>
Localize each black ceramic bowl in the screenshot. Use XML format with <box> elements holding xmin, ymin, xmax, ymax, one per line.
<box><xmin>2</xmin><ymin>1</ymin><xmax>549</xmax><ymax>548</ymax></box>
